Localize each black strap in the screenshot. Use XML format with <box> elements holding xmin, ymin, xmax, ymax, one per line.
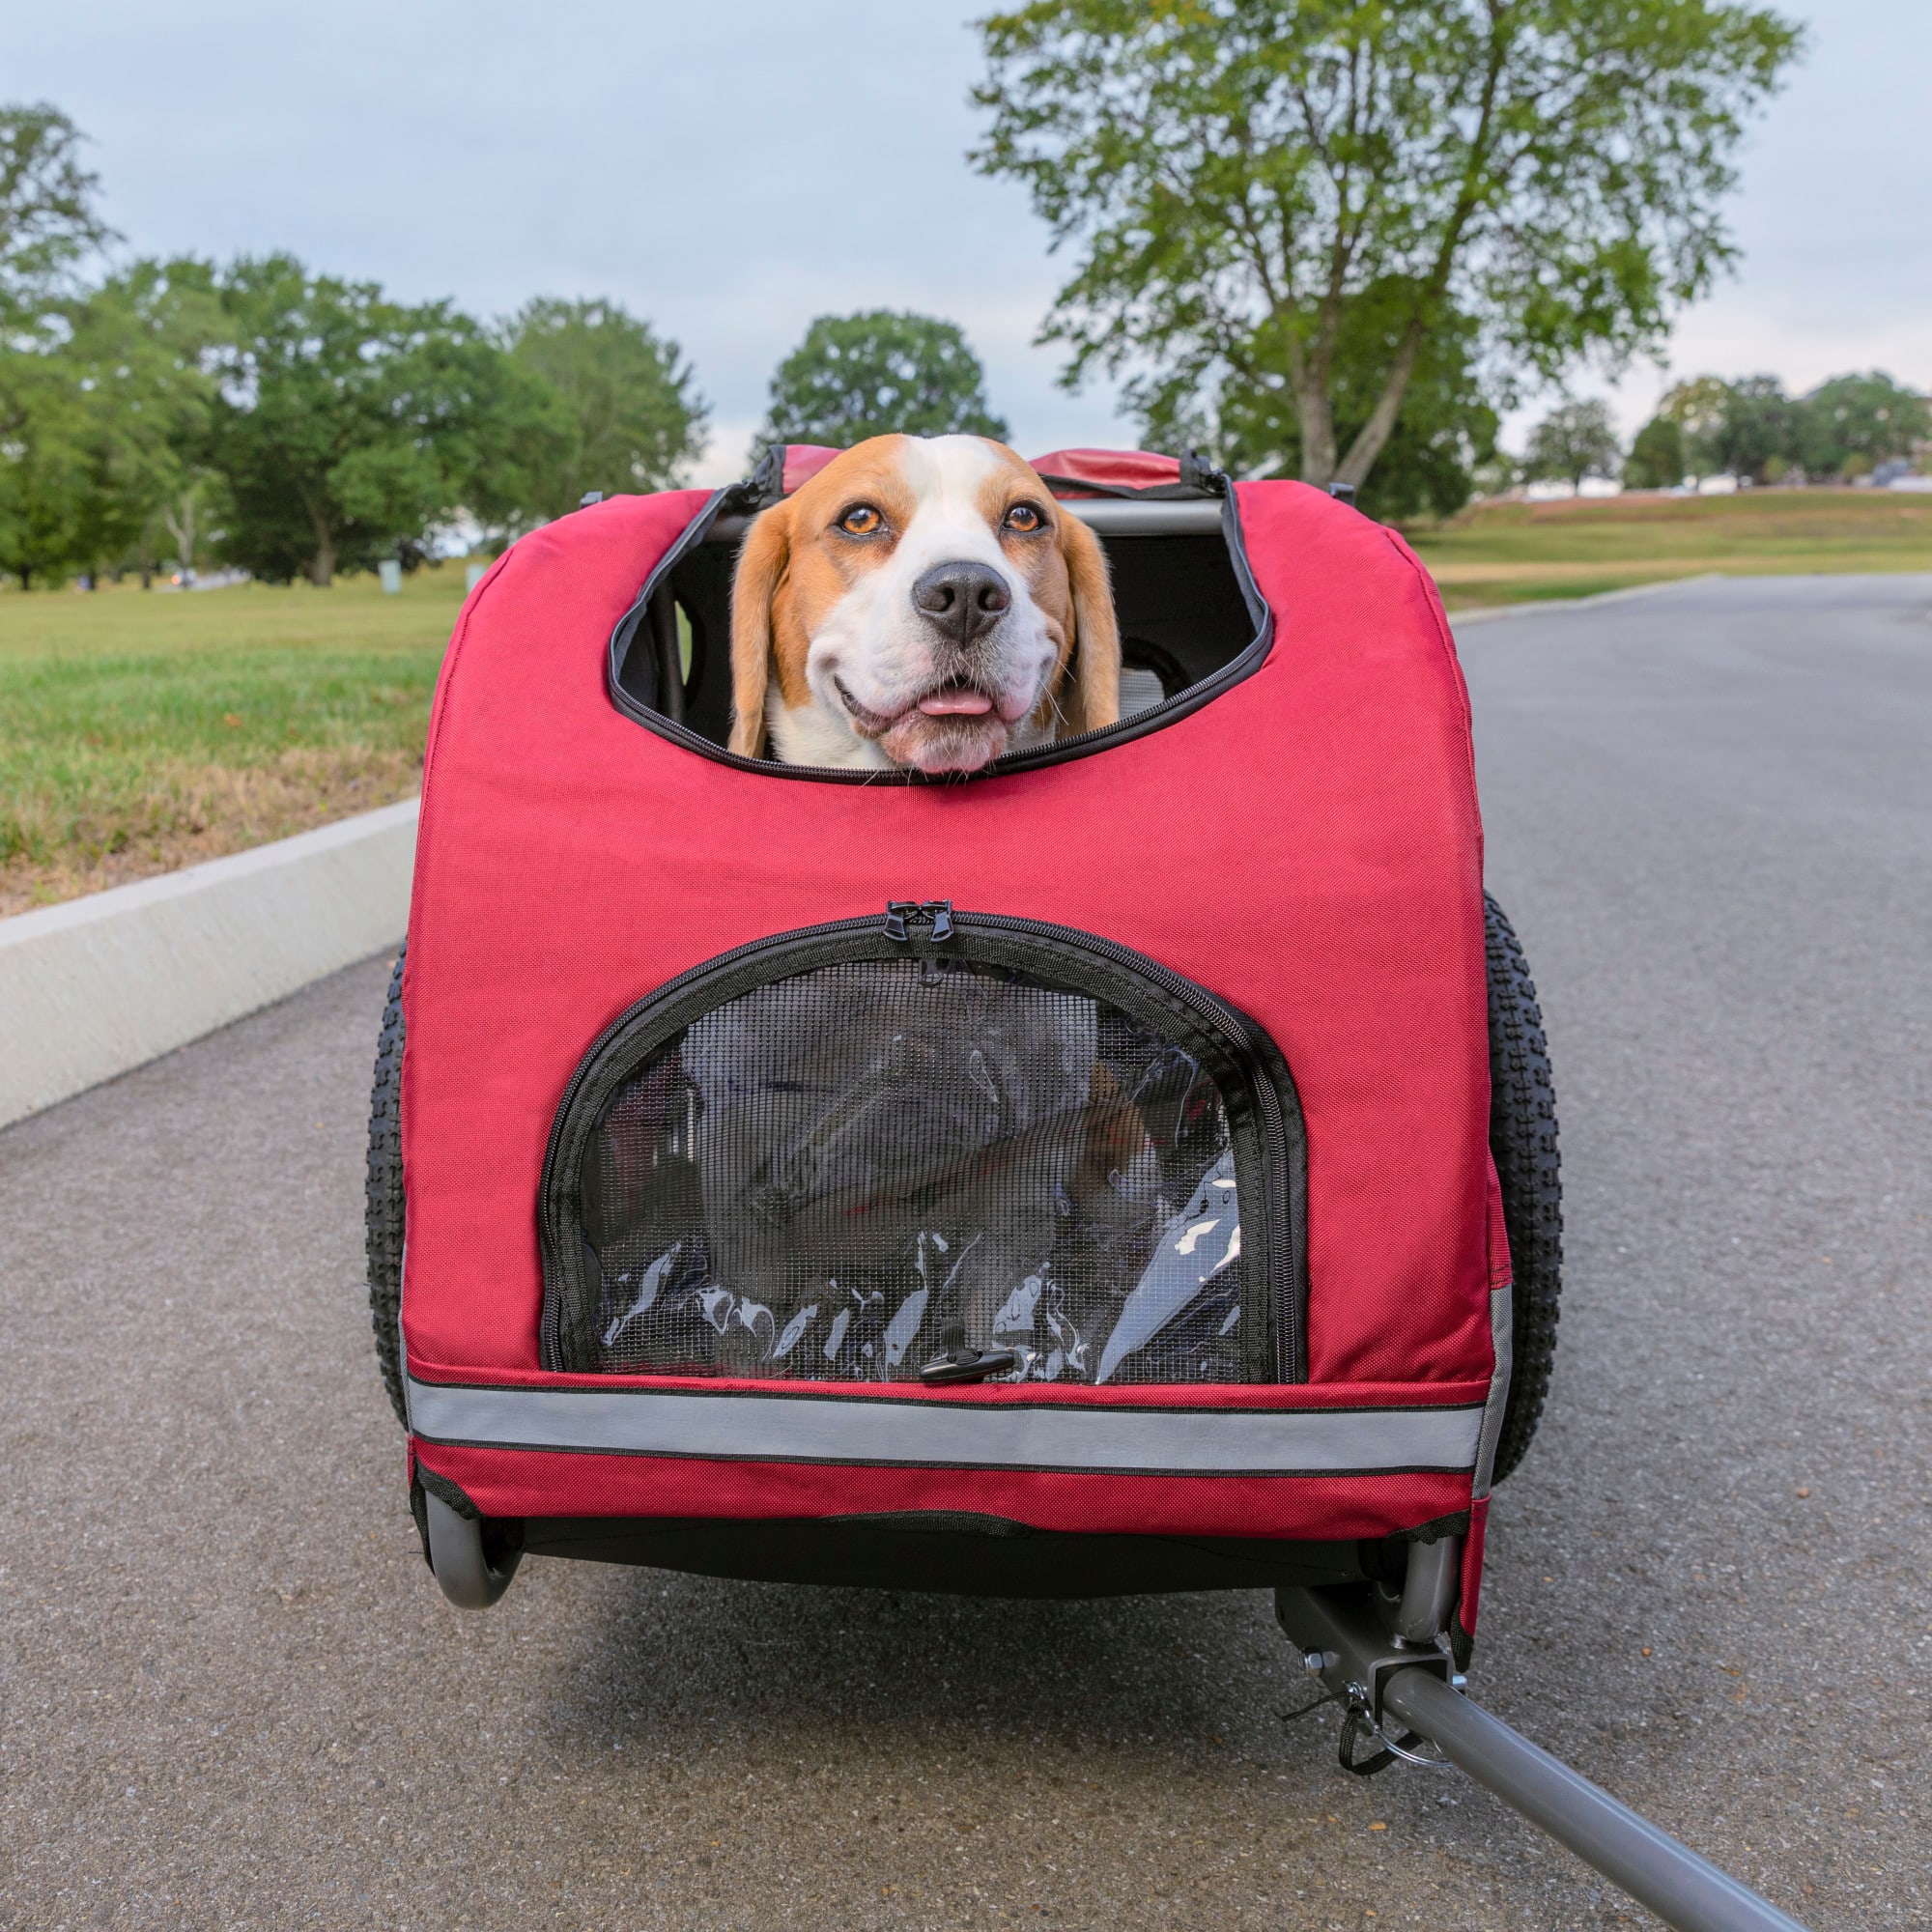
<box><xmin>1338</xmin><ymin>1701</ymin><xmax>1434</xmax><ymax>1777</ymax></box>
<box><xmin>1034</xmin><ymin>451</ymin><xmax>1227</xmax><ymax>501</ymax></box>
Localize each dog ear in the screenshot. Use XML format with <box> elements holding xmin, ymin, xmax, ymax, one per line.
<box><xmin>1055</xmin><ymin>510</ymin><xmax>1121</xmax><ymax>739</ymax></box>
<box><xmin>728</xmin><ymin>500</ymin><xmax>794</xmax><ymax>758</ymax></box>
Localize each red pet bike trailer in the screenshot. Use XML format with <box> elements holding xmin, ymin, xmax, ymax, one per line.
<box><xmin>367</xmin><ymin>446</ymin><xmax>1806</xmax><ymax>1932</ymax></box>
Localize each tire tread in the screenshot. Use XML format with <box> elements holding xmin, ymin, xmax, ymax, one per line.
<box><xmin>365</xmin><ymin>945</ymin><xmax>408</xmax><ymax>1428</ymax></box>
<box><xmin>1484</xmin><ymin>895</ymin><xmax>1563</xmax><ymax>1485</ymax></box>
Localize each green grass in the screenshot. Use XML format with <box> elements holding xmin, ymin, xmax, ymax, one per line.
<box><xmin>0</xmin><ymin>567</ymin><xmax>465</xmax><ymax>913</ymax></box>
<box><xmin>1403</xmin><ymin>487</ymin><xmax>1932</xmax><ymax>609</ymax></box>
<box><xmin>5</xmin><ymin>490</ymin><xmax>1929</xmax><ymax>913</ymax></box>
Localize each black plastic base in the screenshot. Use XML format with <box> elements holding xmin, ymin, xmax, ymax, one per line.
<box><xmin>519</xmin><ymin>1513</ymin><xmax>1368</xmax><ymax>1599</ymax></box>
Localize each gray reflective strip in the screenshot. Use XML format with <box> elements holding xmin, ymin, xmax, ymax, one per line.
<box><xmin>1471</xmin><ymin>1281</ymin><xmax>1514</xmax><ymax>1500</ymax></box>
<box><xmin>407</xmin><ymin>1378</ymin><xmax>1482</xmax><ymax>1476</ymax></box>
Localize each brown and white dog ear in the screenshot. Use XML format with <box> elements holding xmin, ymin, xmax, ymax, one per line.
<box><xmin>1055</xmin><ymin>511</ymin><xmax>1121</xmax><ymax>739</ymax></box>
<box><xmin>728</xmin><ymin>501</ymin><xmax>793</xmax><ymax>758</ymax></box>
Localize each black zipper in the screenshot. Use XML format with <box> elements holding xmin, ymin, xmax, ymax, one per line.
<box><xmin>604</xmin><ymin>488</ymin><xmax>1274</xmax><ymax>786</ymax></box>
<box><xmin>538</xmin><ymin>906</ymin><xmax>1306</xmax><ymax>1381</ymax></box>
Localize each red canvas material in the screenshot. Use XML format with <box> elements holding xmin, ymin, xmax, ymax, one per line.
<box><xmin>1026</xmin><ymin>447</ymin><xmax>1184</xmax><ymax>494</ymax></box>
<box><xmin>779</xmin><ymin>444</ymin><xmax>843</xmax><ymax>494</ymax></box>
<box><xmin>783</xmin><ymin>443</ymin><xmax>1182</xmax><ymax>497</ymax></box>
<box><xmin>400</xmin><ymin>467</ymin><xmax>1496</xmax><ymax>1563</ymax></box>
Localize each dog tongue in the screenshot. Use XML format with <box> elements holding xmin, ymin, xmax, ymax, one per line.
<box><xmin>917</xmin><ymin>688</ymin><xmax>994</xmax><ymax>717</ymax></box>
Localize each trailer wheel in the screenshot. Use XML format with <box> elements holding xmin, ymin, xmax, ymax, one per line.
<box><xmin>1485</xmin><ymin>895</ymin><xmax>1563</xmax><ymax>1484</ymax></box>
<box><xmin>423</xmin><ymin>1491</ymin><xmax>523</xmax><ymax>1609</ymax></box>
<box><xmin>365</xmin><ymin>944</ymin><xmax>408</xmax><ymax>1427</ymax></box>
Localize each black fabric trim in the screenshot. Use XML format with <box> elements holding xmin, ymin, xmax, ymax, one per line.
<box><xmin>408</xmin><ymin>1472</ymin><xmax>433</xmax><ymax>1571</ymax></box>
<box><xmin>1386</xmin><ymin>1509</ymin><xmax>1472</xmax><ymax>1545</ymax></box>
<box><xmin>416</xmin><ymin>1464</ymin><xmax>481</xmax><ymax>1520</ymax></box>
<box><xmin>604</xmin><ymin>488</ymin><xmax>1273</xmax><ymax>784</ymax></box>
<box><xmin>513</xmin><ymin>1511</ymin><xmax>1369</xmax><ymax>1598</ymax></box>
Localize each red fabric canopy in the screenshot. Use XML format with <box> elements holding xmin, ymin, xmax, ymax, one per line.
<box><xmin>397</xmin><ymin>466</ymin><xmax>1500</xmax><ymax>1611</ymax></box>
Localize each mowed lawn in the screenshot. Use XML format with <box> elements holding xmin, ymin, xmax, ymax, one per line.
<box><xmin>1406</xmin><ymin>486</ymin><xmax>1932</xmax><ymax>608</ymax></box>
<box><xmin>0</xmin><ymin>568</ymin><xmax>467</xmax><ymax>915</ymax></box>
<box><xmin>4</xmin><ymin>490</ymin><xmax>1930</xmax><ymax>912</ymax></box>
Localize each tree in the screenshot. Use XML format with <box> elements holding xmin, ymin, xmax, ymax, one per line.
<box><xmin>757</xmin><ymin>311</ymin><xmax>1008</xmax><ymax>452</ymax></box>
<box><xmin>1657</xmin><ymin>375</ymin><xmax>1734</xmax><ymax>448</ymax></box>
<box><xmin>1688</xmin><ymin>373</ymin><xmax>1797</xmax><ymax>480</ymax></box>
<box><xmin>0</xmin><ymin>259</ymin><xmax>217</xmax><ymax>586</ymax></box>
<box><xmin>1522</xmin><ymin>400</ymin><xmax>1622</xmax><ymax>485</ymax></box>
<box><xmin>1797</xmin><ymin>372</ymin><xmax>1929</xmax><ymax>480</ymax></box>
<box><xmin>0</xmin><ymin>348</ymin><xmax>94</xmax><ymax>585</ymax></box>
<box><xmin>1</xmin><ymin>102</ymin><xmax>115</xmax><ymax>323</ymax></box>
<box><xmin>153</xmin><ymin>470</ymin><xmax>227</xmax><ymax>577</ymax></box>
<box><xmin>1146</xmin><ymin>276</ymin><xmax>1498</xmax><ymax>520</ymax></box>
<box><xmin>69</xmin><ymin>260</ymin><xmax>222</xmax><ymax>569</ymax></box>
<box><xmin>0</xmin><ymin>101</ymin><xmax>124</xmax><ymax>585</ymax></box>
<box><xmin>499</xmin><ymin>297</ymin><xmax>706</xmax><ymax>527</ymax></box>
<box><xmin>973</xmin><ymin>1</ymin><xmax>1802</xmax><ymax>494</ymax></box>
<box><xmin>1624</xmin><ymin>415</ymin><xmax>1686</xmax><ymax>489</ymax></box>
<box><xmin>203</xmin><ymin>255</ymin><xmax>558</xmax><ymax>584</ymax></box>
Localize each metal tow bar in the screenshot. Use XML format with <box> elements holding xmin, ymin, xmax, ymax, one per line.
<box><xmin>1275</xmin><ymin>1586</ymin><xmax>1812</xmax><ymax>1932</ymax></box>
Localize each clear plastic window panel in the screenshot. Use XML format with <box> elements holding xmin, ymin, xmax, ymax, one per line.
<box><xmin>576</xmin><ymin>957</ymin><xmax>1249</xmax><ymax>1382</ymax></box>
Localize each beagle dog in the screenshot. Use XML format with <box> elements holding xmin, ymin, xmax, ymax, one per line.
<box><xmin>728</xmin><ymin>435</ymin><xmax>1121</xmax><ymax>774</ymax></box>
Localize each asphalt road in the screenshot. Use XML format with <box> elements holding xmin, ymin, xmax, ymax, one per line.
<box><xmin>3</xmin><ymin>572</ymin><xmax>1927</xmax><ymax>1932</ymax></box>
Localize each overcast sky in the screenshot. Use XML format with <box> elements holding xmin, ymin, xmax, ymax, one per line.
<box><xmin>14</xmin><ymin>1</ymin><xmax>1930</xmax><ymax>481</ymax></box>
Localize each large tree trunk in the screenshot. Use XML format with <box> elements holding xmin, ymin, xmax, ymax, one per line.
<box><xmin>161</xmin><ymin>492</ymin><xmax>197</xmax><ymax>574</ymax></box>
<box><xmin>1296</xmin><ymin>379</ymin><xmax>1339</xmax><ymax>488</ymax></box>
<box><xmin>295</xmin><ymin>479</ymin><xmax>335</xmax><ymax>586</ymax></box>
<box><xmin>1333</xmin><ymin>321</ymin><xmax>1428</xmax><ymax>491</ymax></box>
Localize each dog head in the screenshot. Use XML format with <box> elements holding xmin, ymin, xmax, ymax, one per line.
<box><xmin>727</xmin><ymin>435</ymin><xmax>1120</xmax><ymax>774</ymax></box>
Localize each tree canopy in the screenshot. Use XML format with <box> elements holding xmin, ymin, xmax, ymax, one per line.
<box><xmin>1145</xmin><ymin>275</ymin><xmax>1498</xmax><ymax>521</ymax></box>
<box><xmin>973</xmin><ymin>0</ymin><xmax>1802</xmax><ymax>497</ymax></box>
<box><xmin>1623</xmin><ymin>414</ymin><xmax>1686</xmax><ymax>489</ymax></box>
<box><xmin>1</xmin><ymin>102</ymin><xmax>115</xmax><ymax>323</ymax></box>
<box><xmin>203</xmin><ymin>255</ymin><xmax>561</xmax><ymax>584</ymax></box>
<box><xmin>757</xmin><ymin>310</ymin><xmax>1008</xmax><ymax>453</ymax></box>
<box><xmin>1687</xmin><ymin>373</ymin><xmax>1797</xmax><ymax>481</ymax></box>
<box><xmin>1798</xmin><ymin>372</ymin><xmax>1929</xmax><ymax>479</ymax></box>
<box><xmin>0</xmin><ymin>259</ymin><xmax>218</xmax><ymax>586</ymax></box>
<box><xmin>1638</xmin><ymin>370</ymin><xmax>1930</xmax><ymax>483</ymax></box>
<box><xmin>1522</xmin><ymin>399</ymin><xmax>1623</xmax><ymax>485</ymax></box>
<box><xmin>500</xmin><ymin>297</ymin><xmax>706</xmax><ymax>527</ymax></box>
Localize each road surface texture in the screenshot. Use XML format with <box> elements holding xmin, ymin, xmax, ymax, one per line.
<box><xmin>3</xmin><ymin>573</ymin><xmax>1926</xmax><ymax>1931</ymax></box>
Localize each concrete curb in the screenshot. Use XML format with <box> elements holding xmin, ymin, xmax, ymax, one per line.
<box><xmin>0</xmin><ymin>799</ymin><xmax>417</xmax><ymax>1128</ymax></box>
<box><xmin>1449</xmin><ymin>572</ymin><xmax>1726</xmax><ymax>626</ymax></box>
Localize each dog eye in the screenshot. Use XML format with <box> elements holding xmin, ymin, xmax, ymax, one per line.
<box><xmin>1003</xmin><ymin>502</ymin><xmax>1044</xmax><ymax>533</ymax></box>
<box><xmin>838</xmin><ymin>504</ymin><xmax>884</xmax><ymax>536</ymax></box>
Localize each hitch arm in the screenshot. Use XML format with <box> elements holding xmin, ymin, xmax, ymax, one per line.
<box><xmin>1276</xmin><ymin>1586</ymin><xmax>1811</xmax><ymax>1932</ymax></box>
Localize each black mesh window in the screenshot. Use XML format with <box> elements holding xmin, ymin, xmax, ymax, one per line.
<box><xmin>567</xmin><ymin>957</ymin><xmax>1249</xmax><ymax>1383</ymax></box>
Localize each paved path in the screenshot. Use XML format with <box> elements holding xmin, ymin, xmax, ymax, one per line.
<box><xmin>3</xmin><ymin>574</ymin><xmax>1926</xmax><ymax>1931</ymax></box>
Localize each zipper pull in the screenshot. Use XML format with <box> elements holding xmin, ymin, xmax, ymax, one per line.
<box><xmin>920</xmin><ymin>1321</ymin><xmax>1019</xmax><ymax>1387</ymax></box>
<box><xmin>884</xmin><ymin>899</ymin><xmax>954</xmax><ymax>943</ymax></box>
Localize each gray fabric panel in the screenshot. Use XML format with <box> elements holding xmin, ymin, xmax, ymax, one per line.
<box><xmin>1470</xmin><ymin>1282</ymin><xmax>1515</xmax><ymax>1500</ymax></box>
<box><xmin>406</xmin><ymin>1378</ymin><xmax>1483</xmax><ymax>1475</ymax></box>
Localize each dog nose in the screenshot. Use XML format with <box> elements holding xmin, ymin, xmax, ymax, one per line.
<box><xmin>912</xmin><ymin>561</ymin><xmax>1010</xmax><ymax>646</ymax></box>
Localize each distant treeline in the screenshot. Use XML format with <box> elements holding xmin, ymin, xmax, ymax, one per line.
<box><xmin>1510</xmin><ymin>374</ymin><xmax>1930</xmax><ymax>492</ymax></box>
<box><xmin>0</xmin><ymin>105</ymin><xmax>1037</xmax><ymax>589</ymax></box>
<box><xmin>1622</xmin><ymin>374</ymin><xmax>1929</xmax><ymax>488</ymax></box>
<box><xmin>0</xmin><ymin>111</ymin><xmax>707</xmax><ymax>587</ymax></box>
